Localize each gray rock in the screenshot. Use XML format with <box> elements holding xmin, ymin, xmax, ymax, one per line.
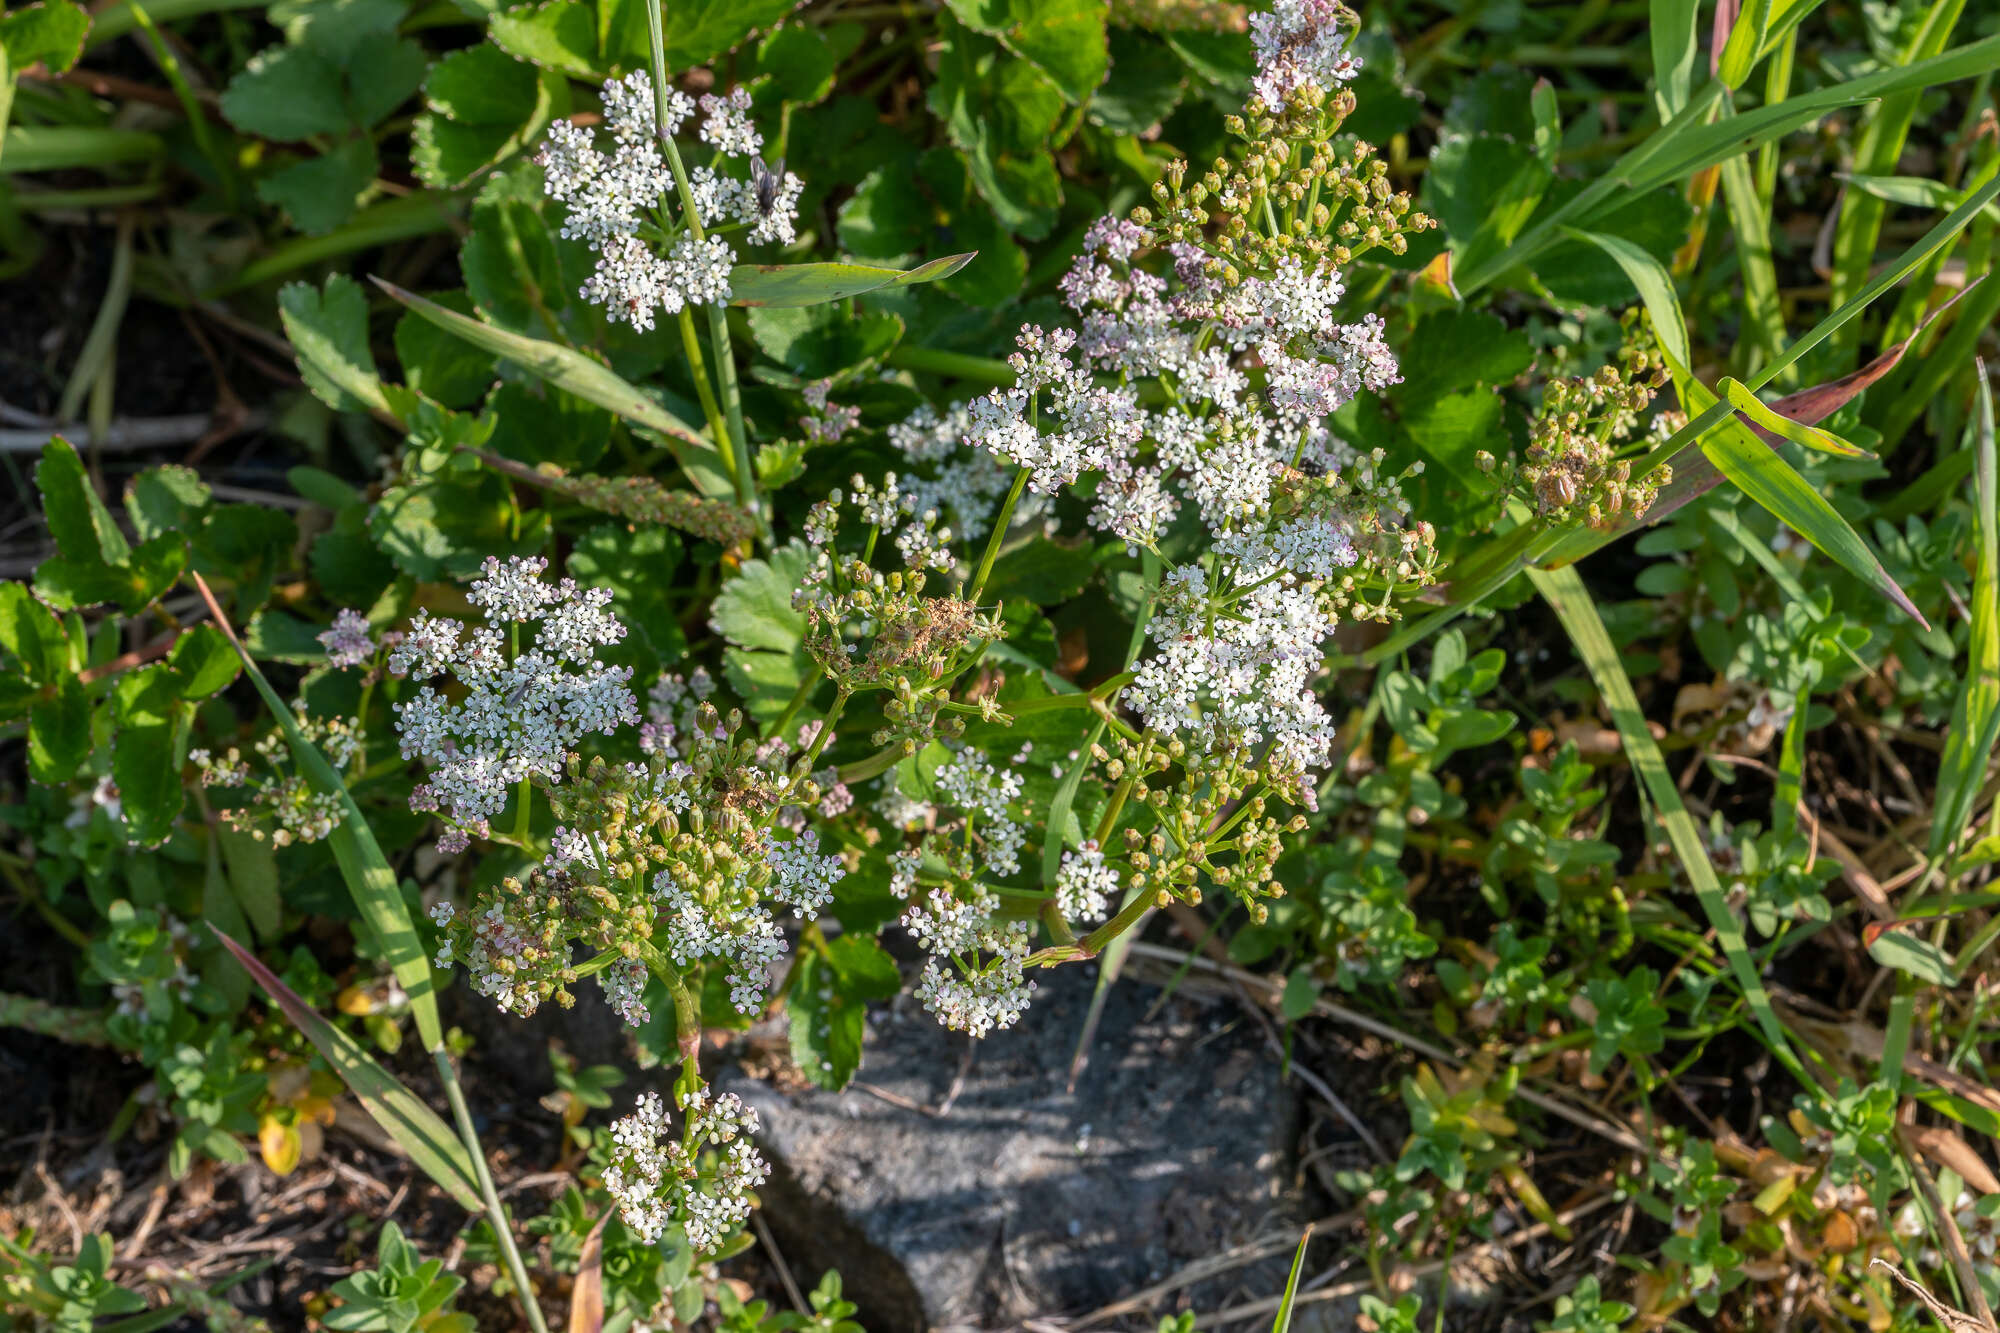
<box><xmin>721</xmin><ymin>964</ymin><xmax>1304</xmax><ymax>1331</ymax></box>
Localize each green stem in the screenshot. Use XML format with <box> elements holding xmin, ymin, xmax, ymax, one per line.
<box><xmin>644</xmin><ymin>0</ymin><xmax>762</xmax><ymax>533</ymax></box>
<box><xmin>886</xmin><ymin>345</ymin><xmax>1019</xmax><ymax>385</ymax></box>
<box><xmin>676</xmin><ymin>306</ymin><xmax>737</xmax><ymax>488</ymax></box>
<box><xmin>768</xmin><ymin>674</ymin><xmax>819</xmax><ymax>740</ymax></box>
<box><xmin>0</xmin><ymin>991</ymin><xmax>114</xmax><ymax>1046</ymax></box>
<box><xmin>968</xmin><ymin>467</ymin><xmax>1031</xmax><ymax>604</ymax></box>
<box><xmin>1026</xmin><ymin>888</ymin><xmax>1157</xmax><ymax>967</ymax></box>
<box><xmin>434</xmin><ymin>1047</ymin><xmax>550</xmax><ymax>1333</ymax></box>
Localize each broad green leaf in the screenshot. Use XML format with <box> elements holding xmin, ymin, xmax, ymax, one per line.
<box><xmin>213</xmin><ymin>930</ymin><xmax>482</xmax><ymax>1210</ymax></box>
<box><xmin>255</xmin><ymin>136</ymin><xmax>379</xmax><ymax>235</ymax></box>
<box><xmin>943</xmin><ymin>0</ymin><xmax>1108</xmax><ymax>104</ymax></box>
<box><xmin>1559</xmin><ymin>225</ymin><xmax>1692</xmax><ymax>372</ymax></box>
<box><xmin>36</xmin><ymin>436</ymin><xmax>130</xmax><ymax>566</ymax></box>
<box><xmin>1718</xmin><ymin>376</ymin><xmax>1871</xmax><ymax>458</ymax></box>
<box><xmin>928</xmin><ymin>16</ymin><xmax>1066</xmax><ymax>240</ymax></box>
<box><xmin>486</xmin><ymin>0</ymin><xmax>598</xmax><ymax>77</ymax></box>
<box><xmin>412</xmin><ymin>43</ymin><xmax>562</xmax><ymax>189</ymax></box>
<box><xmin>112</xmin><ymin>664</ymin><xmax>188</xmax><ymax>846</ymax></box>
<box><xmin>194</xmin><ymin>574</ymin><xmax>445</xmax><ymax>1053</ymax></box>
<box><xmin>279</xmin><ymin>275</ymin><xmax>389</xmax><ymax>415</ymax></box>
<box><xmin>728</xmin><ymin>254</ymin><xmax>975</xmax><ymax>308</ymax></box>
<box><xmin>711</xmin><ymin>541</ymin><xmax>809</xmax><ymax>655</ymax></box>
<box><xmin>219</xmin><ymin>43</ymin><xmax>350</xmax><ymax>141</ymax></box>
<box><xmin>0</xmin><ymin>0</ymin><xmax>90</xmax><ymax>73</ymax></box>
<box><xmin>167</xmin><ymin>625</ymin><xmax>240</xmax><ymax>699</ymax></box>
<box><xmin>787</xmin><ymin>935</ymin><xmax>902</xmax><ymax>1090</ymax></box>
<box><xmin>1090</xmin><ymin>26</ymin><xmax>1184</xmax><ymax>134</ymax></box>
<box><xmin>126</xmin><ymin>465</ymin><xmax>210</xmax><ymax>543</ymax></box>
<box><xmin>0</xmin><ymin>582</ymin><xmax>67</xmax><ymax>682</ymax></box>
<box><xmin>756</xmin><ymin>22</ymin><xmax>842</xmax><ymax>105</ymax></box>
<box><xmin>371</xmin><ymin>277</ymin><xmax>730</xmax><ymax>498</ymax></box>
<box><xmin>1530</xmin><ymin>565</ymin><xmax>1805</xmax><ymax>1080</ymax></box>
<box><xmin>218</xmin><ymin>823</ymin><xmax>282</xmax><ymax>944</ymax></box>
<box><xmin>985</xmin><ymin>538</ymin><xmax>1097</xmax><ymax>605</ymax></box>
<box><xmin>1931</xmin><ymin>367</ymin><xmax>1999</xmax><ymax>866</ymax></box>
<box><xmin>394</xmin><ymin>291</ymin><xmax>499</xmax><ymax>409</ymax></box>
<box><xmin>27</xmin><ymin>672</ymin><xmax>91</xmax><ymax>784</ymax></box>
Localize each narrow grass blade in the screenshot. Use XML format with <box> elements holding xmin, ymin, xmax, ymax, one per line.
<box><xmin>1827</xmin><ymin>0</ymin><xmax>1973</xmax><ymax>360</ymax></box>
<box><xmin>1931</xmin><ymin>363</ymin><xmax>2000</xmax><ymax>867</ymax></box>
<box><xmin>728</xmin><ymin>254</ymin><xmax>974</xmax><ymax>307</ymax></box>
<box><xmin>1530</xmin><ymin>564</ymin><xmax>1806</xmax><ymax>1081</ymax></box>
<box><xmin>1560</xmin><ymin>225</ymin><xmax>1691</xmax><ymax>370</ymax></box>
<box><xmin>1717</xmin><ymin>149</ymin><xmax>1785</xmax><ymax>369</ymax></box>
<box><xmin>373</xmin><ymin>277</ymin><xmax>732</xmax><ymax>499</ymax></box>
<box><xmin>1720</xmin><ymin>377</ymin><xmax>1873</xmax><ymax>457</ymax></box>
<box><xmin>216</xmin><ymin>195</ymin><xmax>460</xmax><ymax>293</ymax></box>
<box><xmin>190</xmin><ymin>573</ymin><xmax>444</xmax><ymax>1053</ymax></box>
<box><xmin>0</xmin><ymin>126</ymin><xmax>163</xmax><ymax>174</ymax></box>
<box><xmin>212</xmin><ymin>930</ymin><xmax>482</xmax><ymax>1211</ymax></box>
<box><xmin>1649</xmin><ymin>0</ymin><xmax>1701</xmax><ymax>121</ymax></box>
<box><xmin>1457</xmin><ymin>33</ymin><xmax>2000</xmax><ymax>296</ymax></box>
<box><xmin>1701</xmin><ymin>391</ymin><xmax>1928</xmax><ymax>626</ymax></box>
<box><xmin>1270</xmin><ymin>1224</ymin><xmax>1313</xmax><ymax>1333</ymax></box>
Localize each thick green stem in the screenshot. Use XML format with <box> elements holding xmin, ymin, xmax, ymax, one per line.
<box><xmin>0</xmin><ymin>991</ymin><xmax>114</xmax><ymax>1046</ymax></box>
<box><xmin>1025</xmin><ymin>888</ymin><xmax>1158</xmax><ymax>967</ymax></box>
<box><xmin>433</xmin><ymin>1048</ymin><xmax>550</xmax><ymax>1333</ymax></box>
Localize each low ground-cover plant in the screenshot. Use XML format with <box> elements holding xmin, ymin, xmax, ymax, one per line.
<box><xmin>5</xmin><ymin>0</ymin><xmax>2000</xmax><ymax>1328</ymax></box>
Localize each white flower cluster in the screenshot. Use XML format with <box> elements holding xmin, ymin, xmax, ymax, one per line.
<box><xmin>191</xmin><ymin>709</ymin><xmax>361</xmax><ymax>846</ymax></box>
<box><xmin>1249</xmin><ymin>0</ymin><xmax>1362</xmax><ymax>108</ymax></box>
<box><xmin>885</xmin><ymin>403</ymin><xmax>1040</xmax><ymax>541</ymax></box>
<box><xmin>916</xmin><ymin>207</ymin><xmax>1420</xmax><ymax>799</ymax></box>
<box><xmin>534</xmin><ymin>72</ymin><xmax>802</xmax><ymax>331</ymax></box>
<box><xmin>891</xmin><ymin>754</ymin><xmax>1038</xmax><ymax>1037</ymax></box>
<box><xmin>602</xmin><ymin>1089</ymin><xmax>768</xmax><ymax>1254</ymax></box>
<box><xmin>389</xmin><ymin>555</ymin><xmax>638</xmax><ymax>852</ymax></box>
<box><xmin>1054</xmin><ymin>840</ymin><xmax>1119</xmax><ymax>924</ymax></box>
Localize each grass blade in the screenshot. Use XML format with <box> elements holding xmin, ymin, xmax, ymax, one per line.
<box><xmin>1457</xmin><ymin>32</ymin><xmax>2000</xmax><ymax>296</ymax></box>
<box><xmin>1719</xmin><ymin>377</ymin><xmax>1873</xmax><ymax>457</ymax></box>
<box><xmin>211</xmin><ymin>929</ymin><xmax>482</xmax><ymax>1211</ymax></box>
<box><xmin>1270</xmin><ymin>1225</ymin><xmax>1313</xmax><ymax>1333</ymax></box>
<box><xmin>190</xmin><ymin>572</ymin><xmax>444</xmax><ymax>1053</ymax></box>
<box><xmin>1826</xmin><ymin>0</ymin><xmax>1974</xmax><ymax>361</ymax></box>
<box><xmin>1560</xmin><ymin>225</ymin><xmax>1691</xmax><ymax>370</ymax></box>
<box><xmin>1529</xmin><ymin>564</ymin><xmax>1806</xmax><ymax>1081</ymax></box>
<box><xmin>1931</xmin><ymin>363</ymin><xmax>2000</xmax><ymax>867</ymax></box>
<box><xmin>372</xmin><ymin>276</ymin><xmax>733</xmax><ymax>500</ymax></box>
<box><xmin>1649</xmin><ymin>0</ymin><xmax>1701</xmax><ymax>121</ymax></box>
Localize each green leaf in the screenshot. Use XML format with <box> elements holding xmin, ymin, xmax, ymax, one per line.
<box><xmin>787</xmin><ymin>935</ymin><xmax>902</xmax><ymax>1090</ymax></box>
<box><xmin>1559</xmin><ymin>225</ymin><xmax>1692</xmax><ymax>372</ymax></box>
<box><xmin>413</xmin><ymin>43</ymin><xmax>561</xmax><ymax>188</ymax></box>
<box><xmin>1931</xmin><ymin>367</ymin><xmax>1999</xmax><ymax>866</ymax></box>
<box><xmin>486</xmin><ymin>0</ymin><xmax>598</xmax><ymax>77</ymax></box>
<box><xmin>394</xmin><ymin>291</ymin><xmax>498</xmax><ymax>408</ymax></box>
<box><xmin>944</xmin><ymin>0</ymin><xmax>1107</xmax><ymax>104</ymax></box>
<box><xmin>1678</xmin><ymin>369</ymin><xmax>1926</xmax><ymax>627</ymax></box>
<box><xmin>757</xmin><ymin>23</ymin><xmax>841</xmax><ymax>105</ymax></box>
<box><xmin>1090</xmin><ymin>27</ymin><xmax>1184</xmax><ymax>134</ymax></box>
<box><xmin>371</xmin><ymin>277</ymin><xmax>730</xmax><ymax>498</ymax></box>
<box><xmin>728</xmin><ymin>254</ymin><xmax>975</xmax><ymax>308</ymax></box>
<box><xmin>167</xmin><ymin>625</ymin><xmax>240</xmax><ymax>699</ymax></box>
<box><xmin>1649</xmin><ymin>0</ymin><xmax>1700</xmax><ymax>121</ymax></box>
<box><xmin>196</xmin><ymin>574</ymin><xmax>446</xmax><ymax>1053</ymax></box>
<box><xmin>256</xmin><ymin>136</ymin><xmax>379</xmax><ymax>235</ymax></box>
<box><xmin>212</xmin><ymin>930</ymin><xmax>482</xmax><ymax>1210</ymax></box>
<box><xmin>113</xmin><ymin>664</ymin><xmax>188</xmax><ymax>846</ymax></box>
<box><xmin>279</xmin><ymin>275</ymin><xmax>389</xmax><ymax>415</ymax></box>
<box><xmin>1866</xmin><ymin>924</ymin><xmax>1957</xmax><ymax>985</ymax></box>
<box><xmin>243</xmin><ymin>609</ymin><xmax>332</xmax><ymax>663</ymax></box>
<box><xmin>651</xmin><ymin>0</ymin><xmax>795</xmax><ymax>69</ymax></box>
<box><xmin>714</xmin><ymin>541</ymin><xmax>811</xmax><ymax>719</ymax></box>
<box><xmin>1530</xmin><ymin>564</ymin><xmax>1806</xmax><ymax>1081</ymax></box>
<box><xmin>219</xmin><ymin>43</ymin><xmax>350</xmax><ymax>141</ymax></box>
<box><xmin>36</xmin><ymin>436</ymin><xmax>130</xmax><ymax>566</ymax></box>
<box><xmin>126</xmin><ymin>465</ymin><xmax>211</xmax><ymax>543</ymax></box>
<box><xmin>344</xmin><ymin>33</ymin><xmax>429</xmax><ymax>129</ymax></box>
<box><xmin>1719</xmin><ymin>377</ymin><xmax>1871</xmax><ymax>458</ymax></box>
<box><xmin>27</xmin><ymin>672</ymin><xmax>91</xmax><ymax>784</ymax></box>
<box><xmin>984</xmin><ymin>538</ymin><xmax>1096</xmax><ymax>605</ymax></box>
<box><xmin>0</xmin><ymin>582</ymin><xmax>67</xmax><ymax>682</ymax></box>
<box><xmin>928</xmin><ymin>16</ymin><xmax>1066</xmax><ymax>240</ymax></box>
<box><xmin>217</xmin><ymin>824</ymin><xmax>282</xmax><ymax>944</ymax></box>
<box><xmin>0</xmin><ymin>0</ymin><xmax>91</xmax><ymax>74</ymax></box>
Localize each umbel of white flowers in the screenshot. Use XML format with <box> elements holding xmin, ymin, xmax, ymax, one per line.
<box><xmin>535</xmin><ymin>73</ymin><xmax>803</xmax><ymax>331</ymax></box>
